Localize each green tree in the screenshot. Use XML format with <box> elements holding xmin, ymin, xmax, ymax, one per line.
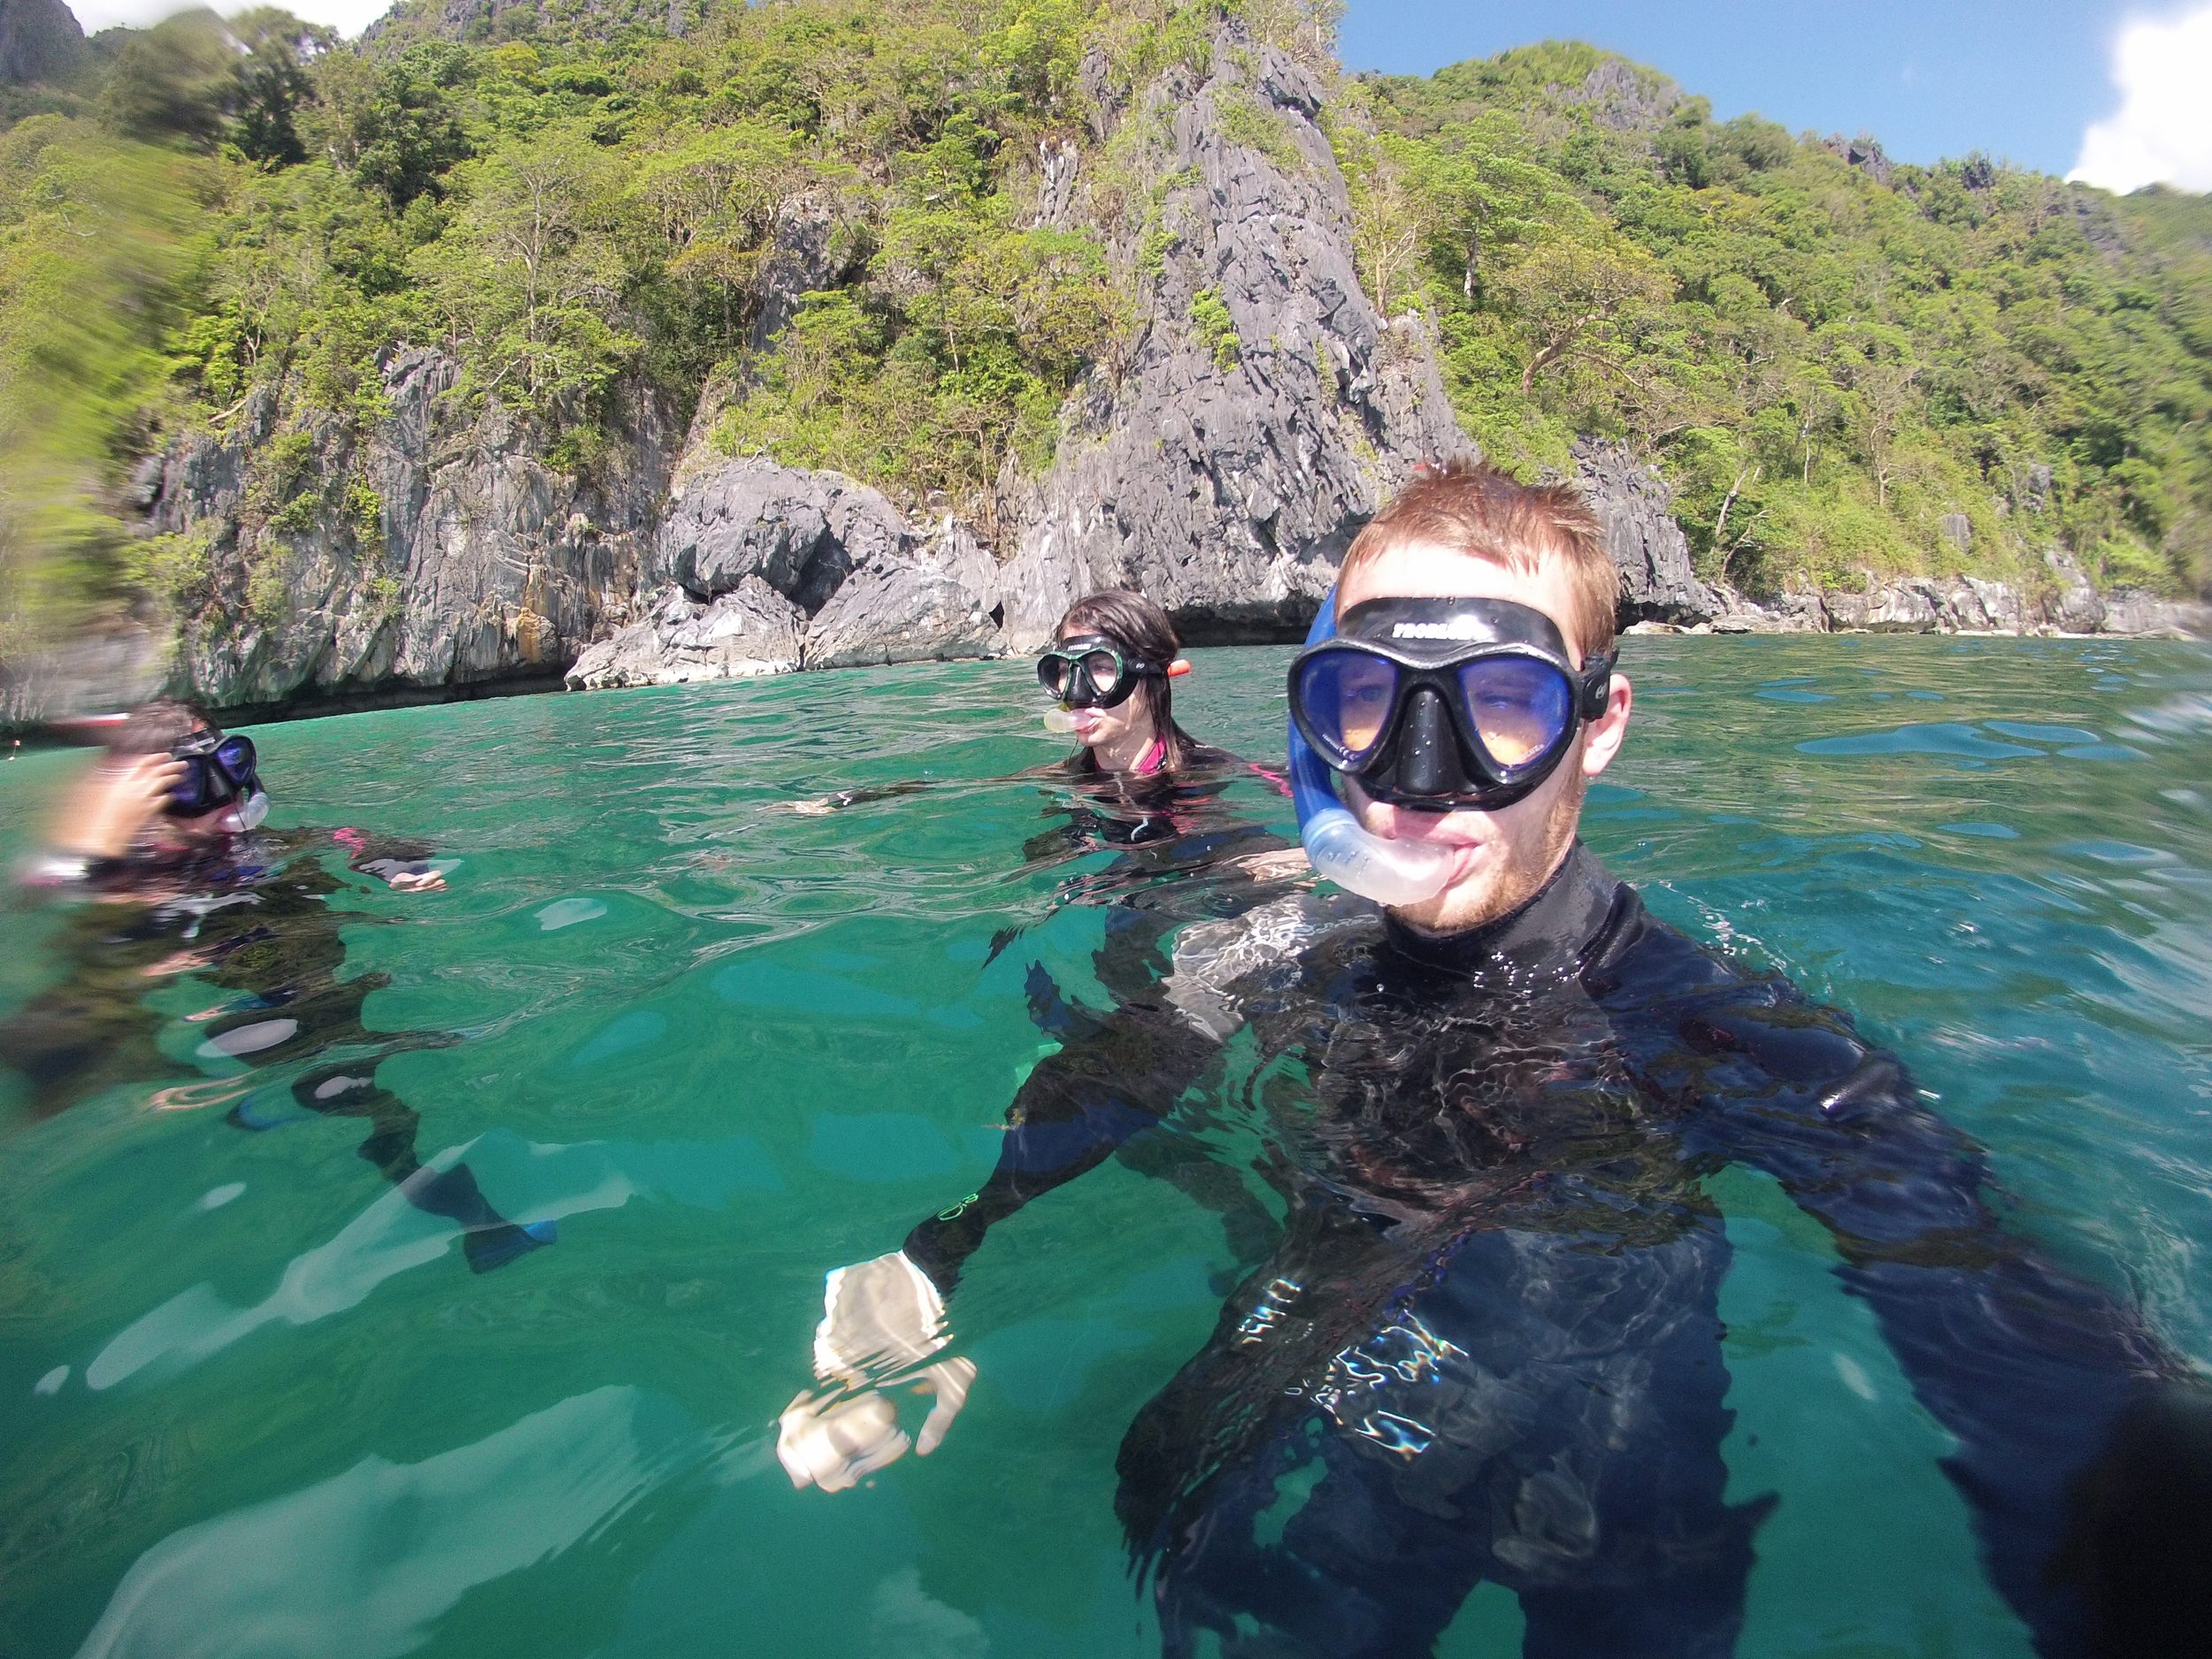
<box><xmin>412</xmin><ymin>125</ymin><xmax>639</xmax><ymax>412</ymax></box>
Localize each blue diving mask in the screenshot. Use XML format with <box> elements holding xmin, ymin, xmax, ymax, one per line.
<box><xmin>1290</xmin><ymin>597</ymin><xmax>1614</xmax><ymax>811</ymax></box>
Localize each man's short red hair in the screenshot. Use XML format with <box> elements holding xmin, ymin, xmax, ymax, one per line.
<box><xmin>1338</xmin><ymin>462</ymin><xmax>1621</xmax><ymax>658</ymax></box>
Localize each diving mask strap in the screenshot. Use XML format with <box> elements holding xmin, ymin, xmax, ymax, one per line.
<box><xmin>1288</xmin><ymin>592</ymin><xmax>1455</xmax><ymax>908</ymax></box>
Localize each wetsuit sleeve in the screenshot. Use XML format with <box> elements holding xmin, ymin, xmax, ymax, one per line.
<box><xmin>1636</xmin><ymin>947</ymin><xmax>2191</xmax><ymax>1651</ymax></box>
<box><xmin>902</xmin><ymin>979</ymin><xmax>1229</xmax><ymax>1296</ymax></box>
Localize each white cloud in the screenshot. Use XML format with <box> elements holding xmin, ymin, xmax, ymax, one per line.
<box><xmin>69</xmin><ymin>0</ymin><xmax>392</xmax><ymax>38</ymax></box>
<box><xmin>2070</xmin><ymin>4</ymin><xmax>2212</xmax><ymax>193</ymax></box>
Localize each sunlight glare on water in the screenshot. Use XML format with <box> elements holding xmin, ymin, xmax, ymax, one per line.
<box><xmin>1</xmin><ymin>634</ymin><xmax>2208</xmax><ymax>1658</ymax></box>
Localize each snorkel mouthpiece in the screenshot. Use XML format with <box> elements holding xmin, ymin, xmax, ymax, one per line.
<box><xmin>1289</xmin><ymin>593</ymin><xmax>1455</xmax><ymax>908</ymax></box>
<box><xmin>223</xmin><ymin>790</ymin><xmax>271</xmax><ymax>833</ymax></box>
<box><xmin>1041</xmin><ymin>707</ymin><xmax>1081</xmax><ymax>734</ymax></box>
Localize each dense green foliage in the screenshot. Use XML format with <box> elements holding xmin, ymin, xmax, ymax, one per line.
<box><xmin>1340</xmin><ymin>42</ymin><xmax>2212</xmax><ymax>596</ymax></box>
<box><xmin>4</xmin><ymin>0</ymin><xmax>1259</xmax><ymax>643</ymax></box>
<box><xmin>0</xmin><ymin>3</ymin><xmax>2206</xmax><ymax>664</ymax></box>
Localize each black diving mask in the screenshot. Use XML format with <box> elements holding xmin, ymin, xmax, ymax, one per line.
<box><xmin>1037</xmin><ymin>634</ymin><xmax>1168</xmax><ymax>710</ymax></box>
<box><xmin>1288</xmin><ymin>597</ymin><xmax>1615</xmax><ymax>810</ymax></box>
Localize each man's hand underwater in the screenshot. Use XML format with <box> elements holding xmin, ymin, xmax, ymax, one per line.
<box><xmin>777</xmin><ymin>1250</ymin><xmax>977</xmax><ymax>1494</ymax></box>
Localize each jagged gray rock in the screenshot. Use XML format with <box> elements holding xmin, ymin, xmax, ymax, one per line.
<box><xmin>565</xmin><ymin>579</ymin><xmax>802</xmax><ymax>687</ymax></box>
<box><xmin>1034</xmin><ymin>138</ymin><xmax>1080</xmax><ymax>229</ymax></box>
<box><xmin>1709</xmin><ymin>583</ymin><xmax>1824</xmax><ymax>634</ymax></box>
<box><xmin>0</xmin><ymin>0</ymin><xmax>84</xmax><ymax>84</ymax></box>
<box><xmin>1823</xmin><ymin>580</ymin><xmax>1942</xmax><ymax>633</ymax></box>
<box><xmin>658</xmin><ymin>456</ymin><xmax>902</xmax><ymax>616</ymax></box>
<box><xmin>746</xmin><ymin>192</ymin><xmax>848</xmax><ymax>357</ymax></box>
<box><xmin>588</xmin><ymin>457</ymin><xmax>1005</xmax><ymax>681</ymax></box>
<box><xmin>148</xmin><ymin>345</ymin><xmax>672</xmax><ymax>712</ymax></box>
<box><xmin>805</xmin><ymin>545</ymin><xmax>1002</xmax><ymax>668</ymax></box>
<box><xmin>1558</xmin><ymin>60</ymin><xmax>1680</xmax><ymax>135</ymax></box>
<box><xmin>1572</xmin><ymin>439</ymin><xmax>1721</xmax><ymax>626</ymax></box>
<box><xmin>2100</xmin><ymin>588</ymin><xmax>2212</xmax><ymax>639</ymax></box>
<box><xmin>0</xmin><ymin>625</ymin><xmax>168</xmax><ymax>728</ymax></box>
<box><xmin>993</xmin><ymin>26</ymin><xmax>1471</xmax><ymax>649</ymax></box>
<box><xmin>1700</xmin><ymin>566</ymin><xmax>2209</xmax><ymax>638</ymax></box>
<box><xmin>1826</xmin><ymin>133</ymin><xmax>1895</xmax><ymax>188</ymax></box>
<box><xmin>2043</xmin><ymin>549</ymin><xmax>2107</xmax><ymax>633</ymax></box>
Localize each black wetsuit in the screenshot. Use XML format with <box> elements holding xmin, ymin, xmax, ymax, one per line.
<box><xmin>900</xmin><ymin>843</ymin><xmax>2205</xmax><ymax>1658</ymax></box>
<box><xmin>1</xmin><ymin>829</ymin><xmax>547</xmax><ymax>1272</ymax></box>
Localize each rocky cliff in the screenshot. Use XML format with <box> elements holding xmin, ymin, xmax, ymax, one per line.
<box><xmin>95</xmin><ymin>19</ymin><xmax>1477</xmax><ymax>713</ymax></box>
<box><xmin>986</xmin><ymin>36</ymin><xmax>1469</xmax><ymax>649</ymax></box>
<box><xmin>0</xmin><ymin>0</ymin><xmax>85</xmax><ymax>87</ymax></box>
<box><xmin>48</xmin><ymin>19</ymin><xmax>2195</xmax><ymax>730</ymax></box>
<box><xmin>570</xmin><ymin>23</ymin><xmax>1470</xmax><ymax>690</ymax></box>
<box><xmin>132</xmin><ymin>347</ymin><xmax>674</xmax><ymax>718</ymax></box>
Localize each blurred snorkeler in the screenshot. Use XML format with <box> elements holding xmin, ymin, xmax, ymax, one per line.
<box><xmin>2</xmin><ymin>701</ymin><xmax>553</xmax><ymax>1273</ymax></box>
<box><xmin>778</xmin><ymin>465</ymin><xmax>2212</xmax><ymax>1658</ymax></box>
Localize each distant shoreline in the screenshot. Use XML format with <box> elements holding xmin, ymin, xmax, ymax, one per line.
<box><xmin>9</xmin><ymin>626</ymin><xmax>2208</xmax><ymax>743</ymax></box>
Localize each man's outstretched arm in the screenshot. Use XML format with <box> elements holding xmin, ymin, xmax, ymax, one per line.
<box><xmin>777</xmin><ymin>971</ymin><xmax>1233</xmax><ymax>1494</ymax></box>
<box><xmin>903</xmin><ymin>971</ymin><xmax>1230</xmax><ymax>1292</ymax></box>
<box><xmin>1627</xmin><ymin>937</ymin><xmax>2205</xmax><ymax>1657</ymax></box>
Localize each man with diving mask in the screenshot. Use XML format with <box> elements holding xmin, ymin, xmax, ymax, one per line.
<box><xmin>779</xmin><ymin>463</ymin><xmax>2209</xmax><ymax>1658</ymax></box>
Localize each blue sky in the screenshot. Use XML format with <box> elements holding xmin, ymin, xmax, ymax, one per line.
<box><xmin>1339</xmin><ymin>0</ymin><xmax>2204</xmax><ymax>186</ymax></box>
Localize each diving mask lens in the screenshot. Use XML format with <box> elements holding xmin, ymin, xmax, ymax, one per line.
<box><xmin>1288</xmin><ymin>596</ymin><xmax>1609</xmax><ymax>809</ymax></box>
<box><xmin>165</xmin><ymin>733</ymin><xmax>259</xmax><ymax>818</ymax></box>
<box><xmin>1076</xmin><ymin>649</ymin><xmax>1124</xmax><ymax>700</ymax></box>
<box><xmin>1292</xmin><ymin>649</ymin><xmax>1399</xmax><ymax>769</ymax></box>
<box><xmin>1456</xmin><ymin>657</ymin><xmax>1572</xmax><ymax>771</ymax></box>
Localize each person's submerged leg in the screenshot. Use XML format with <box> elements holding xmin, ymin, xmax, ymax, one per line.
<box><xmin>287</xmin><ymin>1060</ymin><xmax>555</xmax><ymax>1271</ymax></box>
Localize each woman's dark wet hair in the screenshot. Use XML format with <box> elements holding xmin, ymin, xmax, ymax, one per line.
<box><xmin>107</xmin><ymin>701</ymin><xmax>216</xmax><ymax>757</ymax></box>
<box><xmin>1056</xmin><ymin>591</ymin><xmax>1198</xmax><ymax>772</ymax></box>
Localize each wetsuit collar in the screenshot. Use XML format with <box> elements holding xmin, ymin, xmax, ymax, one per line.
<box><xmin>1380</xmin><ymin>841</ymin><xmax>1618</xmax><ymax>980</ymax></box>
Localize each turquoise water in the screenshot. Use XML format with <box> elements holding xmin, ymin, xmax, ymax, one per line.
<box><xmin>2</xmin><ymin>634</ymin><xmax>2209</xmax><ymax>1658</ymax></box>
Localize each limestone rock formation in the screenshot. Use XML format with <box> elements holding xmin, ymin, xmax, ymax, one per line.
<box><xmin>0</xmin><ymin>625</ymin><xmax>167</xmax><ymax>728</ymax></box>
<box><xmin>992</xmin><ymin>27</ymin><xmax>1471</xmax><ymax>649</ymax></box>
<box><xmin>1559</xmin><ymin>59</ymin><xmax>1680</xmax><ymax>135</ymax></box>
<box><xmin>570</xmin><ymin>456</ymin><xmax>1004</xmax><ymax>687</ymax></box>
<box><xmin>93</xmin><ymin>21</ymin><xmax>2201</xmax><ymax>728</ymax></box>
<box><xmin>565</xmin><ymin>580</ymin><xmax>801</xmax><ymax>687</ymax></box>
<box><xmin>0</xmin><ymin>0</ymin><xmax>84</xmax><ymax>85</ymax></box>
<box><xmin>2101</xmin><ymin>588</ymin><xmax>2212</xmax><ymax>639</ymax></box>
<box><xmin>1573</xmin><ymin>439</ymin><xmax>1719</xmax><ymax>626</ymax></box>
<box><xmin>804</xmin><ymin>519</ymin><xmax>1002</xmax><ymax>669</ymax></box>
<box><xmin>146</xmin><ymin>346</ymin><xmax>673</xmax><ymax>714</ymax></box>
<box><xmin>2043</xmin><ymin>549</ymin><xmax>2107</xmax><ymax>633</ymax></box>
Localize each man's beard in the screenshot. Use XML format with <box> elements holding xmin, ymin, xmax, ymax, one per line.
<box><xmin>1392</xmin><ymin>758</ymin><xmax>1588</xmax><ymax>937</ymax></box>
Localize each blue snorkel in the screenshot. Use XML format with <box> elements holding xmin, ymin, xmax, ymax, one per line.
<box><xmin>1290</xmin><ymin>590</ymin><xmax>1456</xmax><ymax>908</ymax></box>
